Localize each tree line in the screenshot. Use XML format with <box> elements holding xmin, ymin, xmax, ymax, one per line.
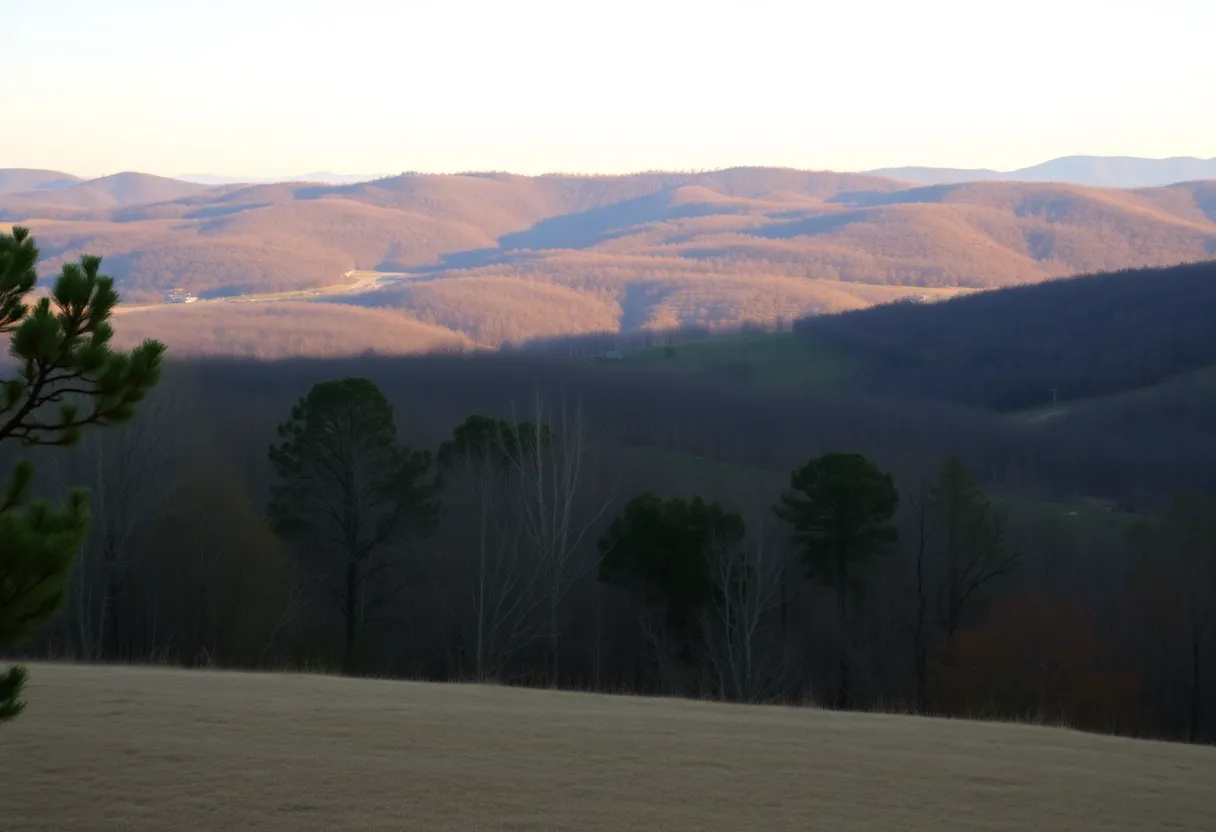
<box><xmin>2</xmin><ymin>227</ymin><xmax>1214</xmax><ymax>746</ymax></box>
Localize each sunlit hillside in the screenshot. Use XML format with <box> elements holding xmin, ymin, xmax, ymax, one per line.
<box><xmin>4</xmin><ymin>167</ymin><xmax>1215</xmax><ymax>352</ymax></box>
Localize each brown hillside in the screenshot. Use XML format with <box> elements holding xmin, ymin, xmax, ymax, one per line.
<box><xmin>0</xmin><ymin>168</ymin><xmax>81</xmax><ymax>193</ymax></box>
<box><xmin>194</xmin><ymin>197</ymin><xmax>498</xmax><ymax>270</ymax></box>
<box><xmin>113</xmin><ymin>301</ymin><xmax>472</xmax><ymax>359</ymax></box>
<box><xmin>0</xmin><ymin>172</ymin><xmax>212</xmax><ymax>214</ymax></box>
<box><xmin>5</xmin><ymin>168</ymin><xmax>1215</xmax><ymax>350</ymax></box>
<box><xmin>359</xmin><ymin>276</ymin><xmax>624</xmax><ymax>345</ymax></box>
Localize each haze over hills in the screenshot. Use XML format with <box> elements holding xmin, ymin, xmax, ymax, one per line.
<box><xmin>27</xmin><ymin>154</ymin><xmax>1212</xmax><ymax>192</ymax></box>
<box><xmin>176</xmin><ymin>172</ymin><xmax>393</xmax><ymax>186</ymax></box>
<box><xmin>0</xmin><ymin>171</ymin><xmax>211</xmax><ymax>212</ymax></box>
<box><xmin>870</xmin><ymin>155</ymin><xmax>1216</xmax><ymax>189</ymax></box>
<box><xmin>0</xmin><ymin>169</ymin><xmax>83</xmax><ymax>193</ymax></box>
<box><xmin>2</xmin><ymin>165</ymin><xmax>1214</xmax><ymax>357</ymax></box>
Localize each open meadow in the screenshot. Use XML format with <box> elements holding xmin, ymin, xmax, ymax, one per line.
<box><xmin>3</xmin><ymin>664</ymin><xmax>1214</xmax><ymax>831</ymax></box>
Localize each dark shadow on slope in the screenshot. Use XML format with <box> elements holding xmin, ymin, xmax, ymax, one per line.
<box><xmin>184</xmin><ymin>203</ymin><xmax>272</xmax><ymax>220</ymax></box>
<box><xmin>1024</xmin><ymin>229</ymin><xmax>1056</xmax><ymax>261</ymax></box>
<box><xmin>794</xmin><ymin>260</ymin><xmax>1216</xmax><ymax>411</ymax></box>
<box><xmin>405</xmin><ymin>249</ymin><xmax>541</xmax><ymax>275</ymax></box>
<box><xmin>291</xmin><ymin>183</ymin><xmax>349</xmax><ymax>201</ymax></box>
<box><xmin>1194</xmin><ymin>185</ymin><xmax>1216</xmax><ymax>223</ymax></box>
<box><xmin>827</xmin><ymin>184</ymin><xmax>959</xmax><ymax>208</ymax></box>
<box><xmin>391</xmin><ymin>189</ymin><xmax>744</xmax><ymax>274</ymax></box>
<box><xmin>746</xmin><ymin>210</ymin><xmax>869</xmax><ymax>239</ymax></box>
<box><xmin>619</xmin><ymin>282</ymin><xmax>678</xmax><ymax>333</ymax></box>
<box><xmin>494</xmin><ymin>190</ymin><xmax>725</xmax><ymax>252</ymax></box>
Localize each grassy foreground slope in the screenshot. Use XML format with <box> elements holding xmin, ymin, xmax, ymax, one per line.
<box><xmin>4</xmin><ymin>665</ymin><xmax>1214</xmax><ymax>831</ymax></box>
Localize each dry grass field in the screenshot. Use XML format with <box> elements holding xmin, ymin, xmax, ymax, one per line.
<box><xmin>3</xmin><ymin>664</ymin><xmax>1214</xmax><ymax>831</ymax></box>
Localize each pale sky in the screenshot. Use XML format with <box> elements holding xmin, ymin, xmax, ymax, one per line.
<box><xmin>2</xmin><ymin>0</ymin><xmax>1213</xmax><ymax>179</ymax></box>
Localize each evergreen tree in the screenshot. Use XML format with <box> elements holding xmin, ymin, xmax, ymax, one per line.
<box><xmin>599</xmin><ymin>492</ymin><xmax>745</xmax><ymax>657</ymax></box>
<box><xmin>1</xmin><ymin>226</ymin><xmax>164</xmax><ymax>726</ymax></box>
<box><xmin>775</xmin><ymin>452</ymin><xmax>898</xmax><ymax>708</ymax></box>
<box><xmin>268</xmin><ymin>378</ymin><xmax>441</xmax><ymax>674</ymax></box>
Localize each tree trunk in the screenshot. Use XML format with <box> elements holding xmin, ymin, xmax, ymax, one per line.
<box><xmin>912</xmin><ymin>487</ymin><xmax>929</xmax><ymax>713</ymax></box>
<box><xmin>1189</xmin><ymin>625</ymin><xmax>1202</xmax><ymax>743</ymax></box>
<box><xmin>475</xmin><ymin>493</ymin><xmax>489</xmax><ymax>680</ymax></box>
<box><xmin>344</xmin><ymin>559</ymin><xmax>358</xmax><ymax>675</ymax></box>
<box><xmin>835</xmin><ymin>578</ymin><xmax>850</xmax><ymax>710</ymax></box>
<box><xmin>549</xmin><ymin>585</ymin><xmax>560</xmax><ymax>688</ymax></box>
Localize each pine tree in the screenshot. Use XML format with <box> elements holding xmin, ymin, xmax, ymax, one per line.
<box><xmin>268</xmin><ymin>378</ymin><xmax>441</xmax><ymax>674</ymax></box>
<box><xmin>1</xmin><ymin>226</ymin><xmax>164</xmax><ymax>726</ymax></box>
<box><xmin>775</xmin><ymin>452</ymin><xmax>898</xmax><ymax>709</ymax></box>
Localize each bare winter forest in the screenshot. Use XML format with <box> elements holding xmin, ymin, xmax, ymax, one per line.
<box><xmin>6</xmin><ymin>261</ymin><xmax>1216</xmax><ymax>746</ymax></box>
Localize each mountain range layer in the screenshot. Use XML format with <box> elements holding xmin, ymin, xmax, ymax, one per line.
<box><xmin>1</xmin><ymin>163</ymin><xmax>1213</xmax><ymax>358</ymax></box>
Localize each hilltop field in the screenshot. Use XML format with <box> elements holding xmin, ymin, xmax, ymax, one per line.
<box><xmin>3</xmin><ymin>664</ymin><xmax>1214</xmax><ymax>831</ymax></box>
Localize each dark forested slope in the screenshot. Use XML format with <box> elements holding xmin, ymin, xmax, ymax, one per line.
<box><xmin>795</xmin><ymin>260</ymin><xmax>1216</xmax><ymax>411</ymax></box>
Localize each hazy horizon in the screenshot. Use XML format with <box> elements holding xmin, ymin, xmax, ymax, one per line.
<box><xmin>5</xmin><ymin>0</ymin><xmax>1214</xmax><ymax>180</ymax></box>
<box><xmin>4</xmin><ymin>152</ymin><xmax>1211</xmax><ymax>187</ymax></box>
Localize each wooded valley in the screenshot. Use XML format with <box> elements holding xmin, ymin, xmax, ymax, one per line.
<box><xmin>3</xmin><ymin>229</ymin><xmax>1215</xmax><ymax>745</ymax></box>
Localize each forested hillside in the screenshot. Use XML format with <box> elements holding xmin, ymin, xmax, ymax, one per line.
<box><xmin>3</xmin><ymin>169</ymin><xmax>1214</xmax><ymax>355</ymax></box>
<box><xmin>796</xmin><ymin>260</ymin><xmax>1216</xmax><ymax>410</ymax></box>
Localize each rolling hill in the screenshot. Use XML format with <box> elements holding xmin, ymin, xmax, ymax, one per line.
<box><xmin>176</xmin><ymin>171</ymin><xmax>391</xmax><ymax>186</ymax></box>
<box><xmin>603</xmin><ymin>259</ymin><xmax>1216</xmax><ymax>422</ymax></box>
<box><xmin>111</xmin><ymin>301</ymin><xmax>475</xmax><ymax>359</ymax></box>
<box><xmin>794</xmin><ymin>260</ymin><xmax>1216</xmax><ymax>411</ymax></box>
<box><xmin>0</xmin><ymin>168</ymin><xmax>82</xmax><ymax>193</ymax></box>
<box><xmin>3</xmin><ymin>167</ymin><xmax>1215</xmax><ymax>356</ymax></box>
<box><xmin>0</xmin><ymin>171</ymin><xmax>212</xmax><ymax>217</ymax></box>
<box><xmin>871</xmin><ymin>155</ymin><xmax>1216</xmax><ymax>189</ymax></box>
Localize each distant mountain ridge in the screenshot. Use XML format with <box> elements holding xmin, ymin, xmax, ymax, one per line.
<box><xmin>0</xmin><ymin>171</ymin><xmax>210</xmax><ymax>212</ymax></box>
<box><xmin>177</xmin><ymin>172</ymin><xmax>393</xmax><ymax>186</ymax></box>
<box><xmin>1</xmin><ymin>164</ymin><xmax>1214</xmax><ymax>359</ymax></box>
<box><xmin>8</xmin><ymin>154</ymin><xmax>1215</xmax><ymax>193</ymax></box>
<box><xmin>869</xmin><ymin>155</ymin><xmax>1216</xmax><ymax>189</ymax></box>
<box><xmin>0</xmin><ymin>169</ymin><xmax>83</xmax><ymax>194</ymax></box>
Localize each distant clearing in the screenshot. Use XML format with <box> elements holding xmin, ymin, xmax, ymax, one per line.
<box><xmin>3</xmin><ymin>664</ymin><xmax>1212</xmax><ymax>831</ymax></box>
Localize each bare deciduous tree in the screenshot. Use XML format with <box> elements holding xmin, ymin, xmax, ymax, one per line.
<box><xmin>928</xmin><ymin>456</ymin><xmax>1020</xmax><ymax>643</ymax></box>
<box><xmin>45</xmin><ymin>382</ymin><xmax>188</xmax><ymax>659</ymax></box>
<box><xmin>434</xmin><ymin>416</ymin><xmax>542</xmax><ymax>680</ymax></box>
<box><xmin>906</xmin><ymin>475</ymin><xmax>932</xmax><ymax>712</ymax></box>
<box><xmin>703</xmin><ymin>518</ymin><xmax>794</xmax><ymax>703</ymax></box>
<box><xmin>507</xmin><ymin>393</ymin><xmax>615</xmax><ymax>687</ymax></box>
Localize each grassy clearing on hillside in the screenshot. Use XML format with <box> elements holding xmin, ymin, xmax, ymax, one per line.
<box><xmin>1011</xmin><ymin>362</ymin><xmax>1216</xmax><ymax>426</ymax></box>
<box><xmin>3</xmin><ymin>664</ymin><xmax>1213</xmax><ymax>831</ymax></box>
<box><xmin>620</xmin><ymin>332</ymin><xmax>852</xmax><ymax>390</ymax></box>
<box><xmin>998</xmin><ymin>495</ymin><xmax>1144</xmax><ymax>536</ymax></box>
